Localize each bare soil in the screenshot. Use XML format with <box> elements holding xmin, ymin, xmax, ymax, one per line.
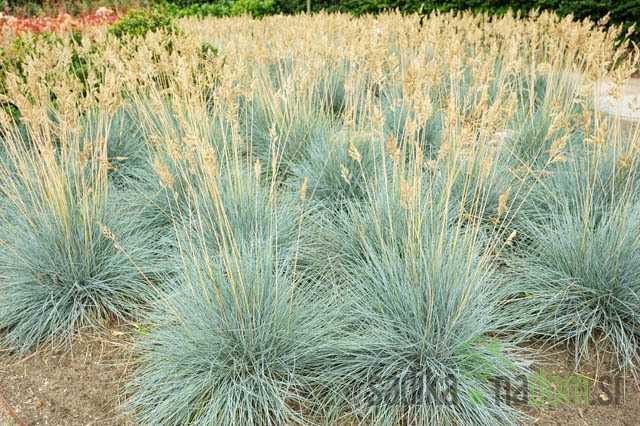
<box><xmin>2</xmin><ymin>334</ymin><xmax>640</xmax><ymax>425</ymax></box>
<box><xmin>524</xmin><ymin>346</ymin><xmax>640</xmax><ymax>425</ymax></box>
<box><xmin>0</xmin><ymin>331</ymin><xmax>133</xmax><ymax>426</ymax></box>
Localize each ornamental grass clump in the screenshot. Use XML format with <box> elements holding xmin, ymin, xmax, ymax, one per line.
<box><xmin>0</xmin><ymin>115</ymin><xmax>165</xmax><ymax>355</ymax></box>
<box><xmin>173</xmin><ymin>165</ymin><xmax>303</xmax><ymax>260</ymax></box>
<box><xmin>288</xmin><ymin>128</ymin><xmax>382</xmax><ymax>208</ymax></box>
<box><xmin>125</xmin><ymin>94</ymin><xmax>235</xmax><ymax>229</ymax></box>
<box><xmin>322</xmin><ymin>167</ymin><xmax>529</xmax><ymax>425</ymax></box>
<box><xmin>79</xmin><ymin>106</ymin><xmax>150</xmax><ymax>186</ymax></box>
<box><xmin>503</xmin><ymin>201</ymin><xmax>640</xmax><ymax>379</ymax></box>
<box><xmin>243</xmin><ymin>93</ymin><xmax>334</xmax><ymax>180</ymax></box>
<box><xmin>520</xmin><ymin>139</ymin><xmax>640</xmax><ymax>226</ymax></box>
<box><xmin>127</xmin><ymin>244</ymin><xmax>346</xmax><ymax>425</ymax></box>
<box><xmin>435</xmin><ymin>137</ymin><xmax>522</xmax><ymax>233</ymax></box>
<box><xmin>126</xmin><ymin>166</ymin><xmax>346</xmax><ymax>425</ymax></box>
<box><xmin>501</xmin><ymin>128</ymin><xmax>640</xmax><ymax>377</ymax></box>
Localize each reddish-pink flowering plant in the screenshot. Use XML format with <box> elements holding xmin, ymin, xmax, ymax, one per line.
<box><xmin>0</xmin><ymin>7</ymin><xmax>118</xmax><ymax>36</ymax></box>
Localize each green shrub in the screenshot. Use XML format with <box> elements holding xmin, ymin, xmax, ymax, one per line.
<box><xmin>5</xmin><ymin>0</ymin><xmax>639</xmax><ymax>41</ymax></box>
<box><xmin>0</xmin><ymin>31</ymin><xmax>56</xmax><ymax>114</ymax></box>
<box><xmin>162</xmin><ymin>0</ymin><xmax>275</xmax><ymax>17</ymax></box>
<box><xmin>108</xmin><ymin>7</ymin><xmax>177</xmax><ymax>38</ymax></box>
<box><xmin>162</xmin><ymin>1</ymin><xmax>233</xmax><ymax>17</ymax></box>
<box><xmin>3</xmin><ymin>1</ymin><xmax>146</xmax><ymax>17</ymax></box>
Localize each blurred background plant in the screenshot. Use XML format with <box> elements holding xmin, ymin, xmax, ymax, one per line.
<box><xmin>2</xmin><ymin>1</ymin><xmax>639</xmax><ymax>44</ymax></box>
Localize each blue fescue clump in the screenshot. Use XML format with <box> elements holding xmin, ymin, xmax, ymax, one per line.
<box><xmin>503</xmin><ymin>201</ymin><xmax>640</xmax><ymax>377</ymax></box>
<box><xmin>0</xmin><ymin>169</ymin><xmax>166</xmax><ymax>355</ymax></box>
<box><xmin>313</xmin><ymin>172</ymin><xmax>530</xmax><ymax>425</ymax></box>
<box><xmin>126</xmin><ymin>191</ymin><xmax>347</xmax><ymax>424</ymax></box>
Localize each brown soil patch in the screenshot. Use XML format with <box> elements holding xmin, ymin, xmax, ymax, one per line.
<box><xmin>2</xmin><ymin>334</ymin><xmax>640</xmax><ymax>426</ymax></box>
<box><xmin>0</xmin><ymin>331</ymin><xmax>133</xmax><ymax>426</ymax></box>
<box><xmin>0</xmin><ymin>335</ymin><xmax>639</xmax><ymax>424</ymax></box>
<box><xmin>524</xmin><ymin>346</ymin><xmax>640</xmax><ymax>425</ymax></box>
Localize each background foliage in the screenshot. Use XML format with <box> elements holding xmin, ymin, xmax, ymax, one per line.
<box><xmin>3</xmin><ymin>1</ymin><xmax>639</xmax><ymax>41</ymax></box>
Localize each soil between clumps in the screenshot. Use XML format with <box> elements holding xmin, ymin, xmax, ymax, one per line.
<box><xmin>1</xmin><ymin>335</ymin><xmax>640</xmax><ymax>425</ymax></box>
<box><xmin>518</xmin><ymin>345</ymin><xmax>640</xmax><ymax>425</ymax></box>
<box><xmin>0</xmin><ymin>331</ymin><xmax>133</xmax><ymax>426</ymax></box>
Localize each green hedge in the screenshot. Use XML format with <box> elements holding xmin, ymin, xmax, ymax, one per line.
<box><xmin>3</xmin><ymin>1</ymin><xmax>639</xmax><ymax>42</ymax></box>
<box><xmin>164</xmin><ymin>0</ymin><xmax>639</xmax><ymax>42</ymax></box>
<box><xmin>108</xmin><ymin>7</ymin><xmax>177</xmax><ymax>37</ymax></box>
